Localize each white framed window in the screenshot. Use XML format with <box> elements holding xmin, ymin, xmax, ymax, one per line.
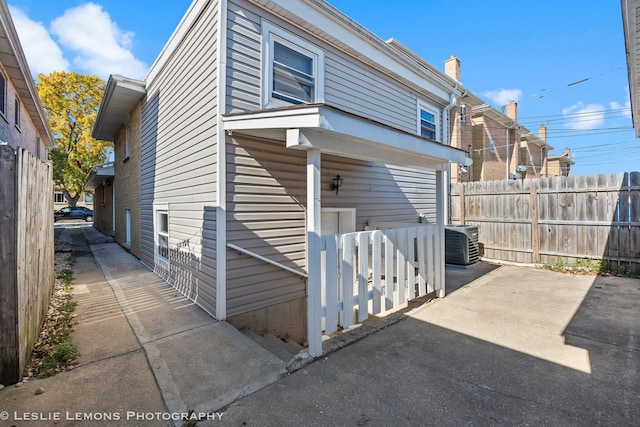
<box><xmin>262</xmin><ymin>21</ymin><xmax>324</xmax><ymax>108</ymax></box>
<box><xmin>125</xmin><ymin>209</ymin><xmax>132</xmax><ymax>247</ymax></box>
<box><xmin>14</xmin><ymin>98</ymin><xmax>20</xmax><ymax>128</ymax></box>
<box><xmin>0</xmin><ymin>71</ymin><xmax>5</xmax><ymax>117</ymax></box>
<box><xmin>54</xmin><ymin>192</ymin><xmax>65</xmax><ymax>204</ymax></box>
<box><xmin>124</xmin><ymin>122</ymin><xmax>131</xmax><ymax>159</ymax></box>
<box><xmin>153</xmin><ymin>204</ymin><xmax>169</xmax><ymax>270</ymax></box>
<box><xmin>417</xmin><ymin>100</ymin><xmax>440</xmax><ymax>142</ymax></box>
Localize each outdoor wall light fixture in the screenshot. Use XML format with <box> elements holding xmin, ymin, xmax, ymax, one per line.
<box><xmin>330</xmin><ymin>175</ymin><xmax>343</xmax><ymax>195</ymax></box>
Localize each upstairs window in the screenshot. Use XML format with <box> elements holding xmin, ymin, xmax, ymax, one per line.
<box><xmin>125</xmin><ymin>123</ymin><xmax>131</xmax><ymax>159</ymax></box>
<box><xmin>0</xmin><ymin>71</ymin><xmax>5</xmax><ymax>116</ymax></box>
<box><xmin>417</xmin><ymin>101</ymin><xmax>440</xmax><ymax>141</ymax></box>
<box><xmin>262</xmin><ymin>22</ymin><xmax>324</xmax><ymax>107</ymax></box>
<box><xmin>14</xmin><ymin>98</ymin><xmax>20</xmax><ymax>128</ymax></box>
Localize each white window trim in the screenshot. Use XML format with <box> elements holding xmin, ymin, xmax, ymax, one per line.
<box><xmin>124</xmin><ymin>208</ymin><xmax>132</xmax><ymax>247</ymax></box>
<box><xmin>153</xmin><ymin>203</ymin><xmax>169</xmax><ymax>271</ymax></box>
<box><xmin>0</xmin><ymin>70</ymin><xmax>6</xmax><ymax>118</ymax></box>
<box><xmin>54</xmin><ymin>191</ymin><xmax>65</xmax><ymax>204</ymax></box>
<box><xmin>417</xmin><ymin>100</ymin><xmax>441</xmax><ymax>143</ymax></box>
<box><xmin>14</xmin><ymin>98</ymin><xmax>20</xmax><ymax>130</ymax></box>
<box><xmin>261</xmin><ymin>20</ymin><xmax>325</xmax><ymax>108</ymax></box>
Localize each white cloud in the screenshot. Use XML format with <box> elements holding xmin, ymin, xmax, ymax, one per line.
<box><xmin>50</xmin><ymin>3</ymin><xmax>147</xmax><ymax>79</ymax></box>
<box><xmin>562</xmin><ymin>102</ymin><xmax>605</xmax><ymax>130</ymax></box>
<box><xmin>9</xmin><ymin>6</ymin><xmax>69</xmax><ymax>76</ymax></box>
<box><xmin>483</xmin><ymin>89</ymin><xmax>523</xmax><ymax>107</ymax></box>
<box><xmin>610</xmin><ymin>100</ymin><xmax>632</xmax><ymax>119</ymax></box>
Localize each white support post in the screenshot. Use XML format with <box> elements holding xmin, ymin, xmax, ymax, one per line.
<box><xmin>436</xmin><ymin>169</ymin><xmax>446</xmax><ymax>298</ymax></box>
<box><xmin>306</xmin><ymin>149</ymin><xmax>322</xmax><ymax>357</ymax></box>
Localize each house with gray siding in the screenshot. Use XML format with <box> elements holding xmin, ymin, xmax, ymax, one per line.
<box><xmin>92</xmin><ymin>0</ymin><xmax>471</xmax><ymax>356</ymax></box>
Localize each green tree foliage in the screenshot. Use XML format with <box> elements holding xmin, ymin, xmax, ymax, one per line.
<box><xmin>37</xmin><ymin>72</ymin><xmax>110</xmax><ymax>206</ymax></box>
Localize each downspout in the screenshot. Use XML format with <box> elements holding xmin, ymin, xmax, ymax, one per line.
<box><xmin>443</xmin><ymin>88</ymin><xmax>458</xmax><ymax>224</ymax></box>
<box><xmin>215</xmin><ymin>0</ymin><xmax>228</xmax><ymax>320</ymax></box>
<box><xmin>505</xmin><ymin>127</ymin><xmax>509</xmax><ymax>180</ymax></box>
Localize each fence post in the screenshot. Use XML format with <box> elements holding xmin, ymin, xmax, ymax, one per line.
<box><xmin>459</xmin><ymin>184</ymin><xmax>466</xmax><ymax>225</ymax></box>
<box><xmin>0</xmin><ymin>146</ymin><xmax>19</xmax><ymax>384</ymax></box>
<box><xmin>530</xmin><ymin>182</ymin><xmax>539</xmax><ymax>263</ymax></box>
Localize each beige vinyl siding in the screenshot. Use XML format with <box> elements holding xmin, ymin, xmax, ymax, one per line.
<box><xmin>225</xmin><ymin>0</ymin><xmax>436</xmax><ymax>134</ymax></box>
<box><xmin>226</xmin><ymin>134</ymin><xmax>437</xmax><ymax>317</ymax></box>
<box><xmin>226</xmin><ymin>135</ymin><xmax>306</xmax><ymax>316</ymax></box>
<box><xmin>322</xmin><ymin>155</ymin><xmax>437</xmax><ymax>225</ymax></box>
<box><xmin>140</xmin><ymin>0</ymin><xmax>219</xmax><ymax>316</ymax></box>
<box><xmin>323</xmin><ymin>55</ymin><xmax>417</xmax><ymax>134</ymax></box>
<box><xmin>226</xmin><ymin>1</ymin><xmax>262</xmax><ymax>112</ymax></box>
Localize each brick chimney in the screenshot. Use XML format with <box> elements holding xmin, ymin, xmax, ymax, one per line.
<box><xmin>538</xmin><ymin>124</ymin><xmax>547</xmax><ymax>141</ymax></box>
<box><xmin>444</xmin><ymin>55</ymin><xmax>460</xmax><ymax>81</ymax></box>
<box><xmin>506</xmin><ymin>100</ymin><xmax>518</xmax><ymax>122</ymax></box>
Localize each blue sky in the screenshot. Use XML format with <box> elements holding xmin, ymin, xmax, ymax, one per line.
<box><xmin>8</xmin><ymin>0</ymin><xmax>638</xmax><ymax>176</ymax></box>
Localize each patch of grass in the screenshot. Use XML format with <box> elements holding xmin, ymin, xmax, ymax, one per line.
<box><xmin>26</xmin><ymin>254</ymin><xmax>78</xmax><ymax>379</ymax></box>
<box><xmin>39</xmin><ymin>343</ymin><xmax>77</xmax><ymax>378</ymax></box>
<box><xmin>543</xmin><ymin>258</ymin><xmax>638</xmax><ymax>278</ymax></box>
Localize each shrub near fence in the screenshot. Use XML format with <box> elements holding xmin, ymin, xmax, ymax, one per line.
<box><xmin>0</xmin><ymin>146</ymin><xmax>54</xmax><ymax>384</ymax></box>
<box><xmin>450</xmin><ymin>172</ymin><xmax>640</xmax><ymax>274</ymax></box>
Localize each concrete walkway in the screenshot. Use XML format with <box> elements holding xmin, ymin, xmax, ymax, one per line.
<box><xmin>1</xmin><ymin>224</ymin><xmax>286</xmax><ymax>426</ymax></box>
<box><xmin>83</xmin><ymin>226</ymin><xmax>287</xmax><ymax>417</ymax></box>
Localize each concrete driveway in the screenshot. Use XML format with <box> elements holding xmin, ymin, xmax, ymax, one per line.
<box><xmin>219</xmin><ymin>265</ymin><xmax>640</xmax><ymax>426</ymax></box>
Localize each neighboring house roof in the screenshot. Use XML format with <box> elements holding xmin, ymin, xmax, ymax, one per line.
<box><xmin>547</xmin><ymin>154</ymin><xmax>576</xmax><ymax>166</ymax></box>
<box><xmin>0</xmin><ymin>1</ymin><xmax>53</xmax><ymax>147</ymax></box>
<box><xmin>93</xmin><ymin>74</ymin><xmax>145</xmax><ymax>141</ymax></box>
<box><xmin>472</xmin><ymin>104</ymin><xmax>554</xmax><ymax>150</ymax></box>
<box><xmin>520</xmin><ymin>131</ymin><xmax>554</xmax><ymax>150</ymax></box>
<box><xmin>223</xmin><ymin>104</ymin><xmax>469</xmax><ymax>170</ymax></box>
<box><xmin>622</xmin><ymin>0</ymin><xmax>640</xmax><ymax>137</ymax></box>
<box><xmin>84</xmin><ymin>162</ymin><xmax>114</xmax><ymax>190</ymax></box>
<box><xmin>471</xmin><ymin>104</ymin><xmax>518</xmax><ymax>128</ymax></box>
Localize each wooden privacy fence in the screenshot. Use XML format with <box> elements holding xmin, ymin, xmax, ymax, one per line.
<box><xmin>319</xmin><ymin>224</ymin><xmax>444</xmax><ymax>336</ymax></box>
<box><xmin>0</xmin><ymin>146</ymin><xmax>54</xmax><ymax>384</ymax></box>
<box><xmin>450</xmin><ymin>172</ymin><xmax>640</xmax><ymax>273</ymax></box>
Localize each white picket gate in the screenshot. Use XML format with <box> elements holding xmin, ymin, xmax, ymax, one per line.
<box><xmin>319</xmin><ymin>224</ymin><xmax>444</xmax><ymax>335</ymax></box>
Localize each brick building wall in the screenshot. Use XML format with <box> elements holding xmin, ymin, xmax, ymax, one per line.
<box><xmin>113</xmin><ymin>102</ymin><xmax>141</xmax><ymax>258</ymax></box>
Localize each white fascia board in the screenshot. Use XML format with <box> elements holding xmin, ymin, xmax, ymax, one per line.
<box><xmin>93</xmin><ymin>75</ymin><xmax>145</xmax><ymax>141</ymax></box>
<box><xmin>252</xmin><ymin>0</ymin><xmax>455</xmax><ymax>102</ymax></box>
<box><xmin>222</xmin><ymin>106</ymin><xmax>322</xmax><ymax>130</ymax></box>
<box><xmin>287</xmin><ymin>128</ymin><xmax>451</xmax><ymax>171</ymax></box>
<box><xmin>146</xmin><ymin>0</ymin><xmax>210</xmax><ymax>86</ymax></box>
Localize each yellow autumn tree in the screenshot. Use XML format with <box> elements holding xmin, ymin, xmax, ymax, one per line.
<box><xmin>37</xmin><ymin>71</ymin><xmax>110</xmax><ymax>206</ymax></box>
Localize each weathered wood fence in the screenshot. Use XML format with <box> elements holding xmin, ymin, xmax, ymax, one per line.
<box><xmin>450</xmin><ymin>172</ymin><xmax>640</xmax><ymax>273</ymax></box>
<box><xmin>0</xmin><ymin>146</ymin><xmax>54</xmax><ymax>384</ymax></box>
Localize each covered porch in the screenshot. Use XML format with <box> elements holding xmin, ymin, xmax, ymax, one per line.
<box><xmin>223</xmin><ymin>104</ymin><xmax>469</xmax><ymax>356</ymax></box>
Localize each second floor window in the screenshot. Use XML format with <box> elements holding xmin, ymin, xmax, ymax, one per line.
<box><xmin>14</xmin><ymin>98</ymin><xmax>20</xmax><ymax>128</ymax></box>
<box><xmin>262</xmin><ymin>22</ymin><xmax>324</xmax><ymax>108</ymax></box>
<box><xmin>417</xmin><ymin>101</ymin><xmax>440</xmax><ymax>141</ymax></box>
<box><xmin>0</xmin><ymin>71</ymin><xmax>5</xmax><ymax>116</ymax></box>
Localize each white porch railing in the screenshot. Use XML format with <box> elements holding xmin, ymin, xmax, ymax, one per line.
<box><xmin>319</xmin><ymin>224</ymin><xmax>444</xmax><ymax>336</ymax></box>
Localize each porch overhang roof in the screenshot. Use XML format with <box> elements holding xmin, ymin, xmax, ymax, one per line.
<box><xmin>84</xmin><ymin>162</ymin><xmax>114</xmax><ymax>190</ymax></box>
<box><xmin>222</xmin><ymin>104</ymin><xmax>468</xmax><ymax>171</ymax></box>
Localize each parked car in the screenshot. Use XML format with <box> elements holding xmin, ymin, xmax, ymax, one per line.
<box><xmin>54</xmin><ymin>206</ymin><xmax>94</xmax><ymax>222</ymax></box>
